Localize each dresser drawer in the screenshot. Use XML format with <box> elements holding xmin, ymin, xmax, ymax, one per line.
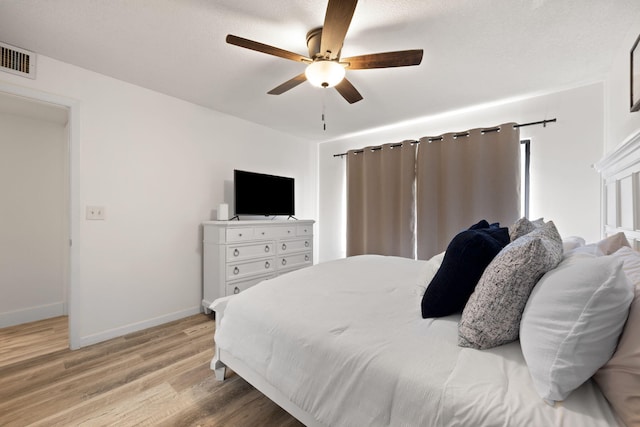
<box><xmin>255</xmin><ymin>225</ymin><xmax>296</xmax><ymax>239</ymax></box>
<box><xmin>297</xmin><ymin>224</ymin><xmax>313</xmax><ymax>236</ymax></box>
<box><xmin>226</xmin><ymin>227</ymin><xmax>255</xmax><ymax>242</ymax></box>
<box><xmin>226</xmin><ymin>275</ymin><xmax>275</xmax><ymax>296</ymax></box>
<box><xmin>227</xmin><ymin>242</ymin><xmax>274</xmax><ymax>261</ymax></box>
<box><xmin>227</xmin><ymin>258</ymin><xmax>275</xmax><ymax>280</ymax></box>
<box><xmin>277</xmin><ymin>238</ymin><xmax>312</xmax><ymax>254</ymax></box>
<box><xmin>278</xmin><ymin>252</ymin><xmax>312</xmax><ymax>271</ymax></box>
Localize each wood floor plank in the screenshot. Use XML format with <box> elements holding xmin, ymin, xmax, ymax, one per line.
<box><xmin>27</xmin><ymin>351</ymin><xmax>215</xmax><ymax>427</ymax></box>
<box><xmin>156</xmin><ymin>375</ymin><xmax>265</xmax><ymax>427</ymax></box>
<box><xmin>0</xmin><ymin>313</ymin><xmax>303</xmax><ymax>427</ymax></box>
<box><xmin>0</xmin><ymin>317</ymin><xmax>213</xmax><ymax>405</ymax></box>
<box><xmin>0</xmin><ymin>316</ymin><xmax>68</xmax><ymax>366</ymax></box>
<box><xmin>1</xmin><ymin>336</ymin><xmax>214</xmax><ymax>424</ymax></box>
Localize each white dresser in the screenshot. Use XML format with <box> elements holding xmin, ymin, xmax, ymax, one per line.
<box><xmin>202</xmin><ymin>219</ymin><xmax>315</xmax><ymax>312</ymax></box>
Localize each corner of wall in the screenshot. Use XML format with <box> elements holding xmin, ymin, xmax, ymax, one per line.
<box><xmin>604</xmin><ymin>19</ymin><xmax>640</xmax><ymax>152</ymax></box>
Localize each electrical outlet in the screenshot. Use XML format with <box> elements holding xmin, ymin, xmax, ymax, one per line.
<box><xmin>86</xmin><ymin>206</ymin><xmax>106</xmax><ymax>220</ymax></box>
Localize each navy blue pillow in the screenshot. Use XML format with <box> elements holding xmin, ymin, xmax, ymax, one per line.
<box><xmin>468</xmin><ymin>219</ymin><xmax>491</xmax><ymax>230</ymax></box>
<box><xmin>467</xmin><ymin>219</ymin><xmax>501</xmax><ymax>230</ymax></box>
<box><xmin>421</xmin><ymin>226</ymin><xmax>510</xmax><ymax>318</ymax></box>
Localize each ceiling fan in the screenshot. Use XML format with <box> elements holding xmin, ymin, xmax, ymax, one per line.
<box><xmin>226</xmin><ymin>0</ymin><xmax>423</xmax><ymax>104</ymax></box>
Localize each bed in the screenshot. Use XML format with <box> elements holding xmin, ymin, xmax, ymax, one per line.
<box><xmin>210</xmin><ymin>130</ymin><xmax>640</xmax><ymax>427</ymax></box>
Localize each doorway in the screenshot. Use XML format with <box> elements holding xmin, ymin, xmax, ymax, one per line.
<box><xmin>0</xmin><ymin>87</ymin><xmax>76</xmax><ymax>348</ymax></box>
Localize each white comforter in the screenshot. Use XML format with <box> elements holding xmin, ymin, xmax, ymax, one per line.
<box><xmin>213</xmin><ymin>255</ymin><xmax>622</xmax><ymax>427</ymax></box>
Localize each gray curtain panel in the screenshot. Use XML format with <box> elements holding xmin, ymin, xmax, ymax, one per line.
<box><xmin>346</xmin><ymin>141</ymin><xmax>416</xmax><ymax>258</ymax></box>
<box><xmin>416</xmin><ymin>123</ymin><xmax>521</xmax><ymax>259</ymax></box>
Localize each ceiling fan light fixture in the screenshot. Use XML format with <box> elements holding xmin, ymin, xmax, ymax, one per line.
<box><xmin>305</xmin><ymin>60</ymin><xmax>345</xmax><ymax>88</ymax></box>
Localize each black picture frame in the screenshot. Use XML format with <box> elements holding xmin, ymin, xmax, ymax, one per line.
<box><xmin>631</xmin><ymin>33</ymin><xmax>640</xmax><ymax>112</ymax></box>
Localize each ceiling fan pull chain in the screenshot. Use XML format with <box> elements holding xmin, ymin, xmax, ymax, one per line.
<box><xmin>322</xmin><ymin>89</ymin><xmax>327</xmax><ymax>131</ymax></box>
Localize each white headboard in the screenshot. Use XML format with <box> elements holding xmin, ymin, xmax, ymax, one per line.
<box><xmin>595</xmin><ymin>130</ymin><xmax>640</xmax><ymax>250</ymax></box>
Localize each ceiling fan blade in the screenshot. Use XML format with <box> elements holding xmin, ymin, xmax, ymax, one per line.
<box><xmin>335</xmin><ymin>78</ymin><xmax>363</xmax><ymax>104</ymax></box>
<box><xmin>267</xmin><ymin>73</ymin><xmax>308</xmax><ymax>95</ymax></box>
<box><xmin>226</xmin><ymin>34</ymin><xmax>312</xmax><ymax>63</ymax></box>
<box><xmin>320</xmin><ymin>0</ymin><xmax>358</xmax><ymax>60</ymax></box>
<box><xmin>342</xmin><ymin>49</ymin><xmax>424</xmax><ymax>69</ymax></box>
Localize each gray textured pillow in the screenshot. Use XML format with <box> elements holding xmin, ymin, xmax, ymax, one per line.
<box><xmin>459</xmin><ymin>221</ymin><xmax>563</xmax><ymax>349</ymax></box>
<box><xmin>508</xmin><ymin>217</ymin><xmax>535</xmax><ymax>241</ymax></box>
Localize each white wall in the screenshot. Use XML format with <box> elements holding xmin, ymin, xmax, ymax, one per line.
<box><xmin>0</xmin><ymin>55</ymin><xmax>316</xmax><ymax>347</ymax></box>
<box><xmin>0</xmin><ymin>113</ymin><xmax>67</xmax><ymax>326</ymax></box>
<box><xmin>318</xmin><ymin>84</ymin><xmax>604</xmax><ymax>262</ymax></box>
<box><xmin>604</xmin><ymin>21</ymin><xmax>640</xmax><ymax>153</ymax></box>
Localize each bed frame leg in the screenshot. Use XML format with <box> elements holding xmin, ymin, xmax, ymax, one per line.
<box><xmin>212</xmin><ymin>357</ymin><xmax>226</xmax><ymax>381</ymax></box>
<box><xmin>210</xmin><ymin>297</ymin><xmax>231</xmax><ymax>381</ymax></box>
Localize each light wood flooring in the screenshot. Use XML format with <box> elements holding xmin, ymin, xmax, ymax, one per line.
<box><xmin>0</xmin><ymin>314</ymin><xmax>304</xmax><ymax>427</ymax></box>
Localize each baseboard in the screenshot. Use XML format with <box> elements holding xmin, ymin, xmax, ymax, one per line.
<box><xmin>77</xmin><ymin>306</ymin><xmax>202</xmax><ymax>348</ymax></box>
<box><xmin>0</xmin><ymin>302</ymin><xmax>65</xmax><ymax>328</ymax></box>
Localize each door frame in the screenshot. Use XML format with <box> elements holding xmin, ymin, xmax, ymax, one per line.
<box><xmin>0</xmin><ymin>82</ymin><xmax>81</xmax><ymax>349</ymax></box>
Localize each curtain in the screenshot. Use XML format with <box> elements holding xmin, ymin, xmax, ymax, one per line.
<box><xmin>346</xmin><ymin>141</ymin><xmax>416</xmax><ymax>258</ymax></box>
<box><xmin>416</xmin><ymin>123</ymin><xmax>521</xmax><ymax>259</ymax></box>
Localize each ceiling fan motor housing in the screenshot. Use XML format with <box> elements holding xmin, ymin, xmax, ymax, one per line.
<box><xmin>306</xmin><ymin>27</ymin><xmax>340</xmax><ymax>60</ymax></box>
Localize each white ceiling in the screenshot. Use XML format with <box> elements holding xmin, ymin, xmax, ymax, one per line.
<box><xmin>1</xmin><ymin>0</ymin><xmax>639</xmax><ymax>142</ymax></box>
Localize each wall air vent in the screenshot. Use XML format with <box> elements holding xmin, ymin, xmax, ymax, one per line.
<box><xmin>0</xmin><ymin>42</ymin><xmax>36</xmax><ymax>79</ymax></box>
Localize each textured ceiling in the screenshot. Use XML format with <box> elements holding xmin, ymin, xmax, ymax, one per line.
<box><xmin>0</xmin><ymin>0</ymin><xmax>639</xmax><ymax>142</ymax></box>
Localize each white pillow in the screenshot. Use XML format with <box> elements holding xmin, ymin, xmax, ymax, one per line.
<box><xmin>594</xmin><ymin>246</ymin><xmax>640</xmax><ymax>427</ymax></box>
<box><xmin>610</xmin><ymin>246</ymin><xmax>640</xmax><ymax>284</ymax></box>
<box><xmin>564</xmin><ymin>233</ymin><xmax>631</xmax><ymax>258</ymax></box>
<box><xmin>561</xmin><ymin>236</ymin><xmax>585</xmax><ymax>253</ymax></box>
<box><xmin>415</xmin><ymin>251</ymin><xmax>445</xmax><ymax>296</ymax></box>
<box><xmin>564</xmin><ymin>242</ymin><xmax>604</xmax><ymax>257</ymax></box>
<box><xmin>520</xmin><ymin>254</ymin><xmax>633</xmax><ymax>404</ymax></box>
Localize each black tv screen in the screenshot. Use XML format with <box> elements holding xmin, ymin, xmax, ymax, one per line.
<box><xmin>234</xmin><ymin>170</ymin><xmax>295</xmax><ymax>216</ymax></box>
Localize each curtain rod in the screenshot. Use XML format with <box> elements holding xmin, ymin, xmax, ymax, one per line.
<box><xmin>332</xmin><ymin>118</ymin><xmax>556</xmax><ymax>158</ymax></box>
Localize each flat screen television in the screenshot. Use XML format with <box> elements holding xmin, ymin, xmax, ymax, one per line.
<box><xmin>234</xmin><ymin>169</ymin><xmax>295</xmax><ymax>217</ymax></box>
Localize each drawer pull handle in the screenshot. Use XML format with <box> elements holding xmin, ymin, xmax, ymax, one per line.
<box><xmin>233</xmin><ymin>286</ymin><xmax>240</xmax><ymax>294</ymax></box>
<box><xmin>264</xmin><ymin>245</ymin><xmax>270</xmax><ymax>253</ymax></box>
<box><xmin>238</xmin><ymin>233</ymin><xmax>242</xmax><ymax>237</ymax></box>
<box><xmin>304</xmin><ymin>229</ymin><xmax>307</xmax><ymax>233</ymax></box>
<box><xmin>305</xmin><ymin>241</ymin><xmax>309</xmax><ymax>247</ymax></box>
<box><xmin>282</xmin><ymin>258</ymin><xmax>287</xmax><ymax>266</ymax></box>
<box><xmin>261</xmin><ymin>231</ymin><xmax>265</xmax><ymax>235</ymax></box>
<box><xmin>282</xmin><ymin>243</ymin><xmax>287</xmax><ymax>250</ymax></box>
<box><xmin>265</xmin><ymin>261</ymin><xmax>270</xmax><ymax>269</ymax></box>
<box><xmin>233</xmin><ymin>248</ymin><xmax>240</xmax><ymax>257</ymax></box>
<box><xmin>287</xmin><ymin>230</ymin><xmax>291</xmax><ymax>233</ymax></box>
<box><xmin>233</xmin><ymin>267</ymin><xmax>240</xmax><ymax>275</ymax></box>
<box><xmin>305</xmin><ymin>254</ymin><xmax>309</xmax><ymax>261</ymax></box>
